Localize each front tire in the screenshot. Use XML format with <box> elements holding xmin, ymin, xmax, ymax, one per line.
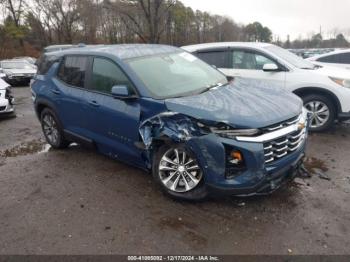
<box><xmin>302</xmin><ymin>94</ymin><xmax>336</xmax><ymax>132</ymax></box>
<box><xmin>40</xmin><ymin>108</ymin><xmax>70</xmax><ymax>149</ymax></box>
<box><xmin>152</xmin><ymin>144</ymin><xmax>208</xmax><ymax>201</ymax></box>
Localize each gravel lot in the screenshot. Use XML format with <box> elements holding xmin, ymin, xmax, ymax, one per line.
<box><xmin>0</xmin><ymin>87</ymin><xmax>349</xmax><ymax>255</ymax></box>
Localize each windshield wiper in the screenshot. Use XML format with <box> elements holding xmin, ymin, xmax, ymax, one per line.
<box><xmin>198</xmin><ymin>82</ymin><xmax>225</xmax><ymax>94</ymax></box>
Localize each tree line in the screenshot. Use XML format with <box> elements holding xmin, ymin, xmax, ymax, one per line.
<box><xmin>0</xmin><ymin>0</ymin><xmax>349</xmax><ymax>58</ymax></box>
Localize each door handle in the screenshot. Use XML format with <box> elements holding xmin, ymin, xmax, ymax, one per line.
<box><xmin>89</xmin><ymin>100</ymin><xmax>100</xmax><ymax>107</ymax></box>
<box><xmin>51</xmin><ymin>89</ymin><xmax>60</xmax><ymax>95</ymax></box>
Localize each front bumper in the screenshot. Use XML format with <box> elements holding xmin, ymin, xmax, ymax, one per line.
<box><xmin>0</xmin><ymin>88</ymin><xmax>15</xmax><ymax>114</ymax></box>
<box><xmin>186</xmin><ymin>112</ymin><xmax>308</xmax><ymax>196</ymax></box>
<box><xmin>187</xmin><ymin>134</ymin><xmax>306</xmax><ymax>196</ymax></box>
<box><xmin>207</xmin><ymin>152</ymin><xmax>305</xmax><ymax>196</ymax></box>
<box><xmin>0</xmin><ymin>99</ymin><xmax>15</xmax><ymax>114</ymax></box>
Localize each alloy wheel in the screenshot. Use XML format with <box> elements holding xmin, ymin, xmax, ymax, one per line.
<box><xmin>158</xmin><ymin>148</ymin><xmax>202</xmax><ymax>193</ymax></box>
<box><xmin>304</xmin><ymin>101</ymin><xmax>330</xmax><ymax>128</ymax></box>
<box><xmin>42</xmin><ymin>114</ymin><xmax>59</xmax><ymax>145</ymax></box>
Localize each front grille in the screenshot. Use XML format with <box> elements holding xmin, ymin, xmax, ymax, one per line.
<box><xmin>263</xmin><ymin>128</ymin><xmax>306</xmax><ymax>164</ymax></box>
<box><xmin>0</xmin><ymin>106</ymin><xmax>6</xmax><ymax>111</ymax></box>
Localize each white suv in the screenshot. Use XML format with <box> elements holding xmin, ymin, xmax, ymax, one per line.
<box><xmin>182</xmin><ymin>42</ymin><xmax>350</xmax><ymax>131</ymax></box>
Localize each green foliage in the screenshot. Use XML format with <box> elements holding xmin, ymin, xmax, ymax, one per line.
<box><xmin>3</xmin><ymin>18</ymin><xmax>28</xmax><ymax>40</ymax></box>
<box><xmin>244</xmin><ymin>22</ymin><xmax>272</xmax><ymax>42</ymax></box>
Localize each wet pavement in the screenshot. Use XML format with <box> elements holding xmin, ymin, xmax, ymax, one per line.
<box><xmin>0</xmin><ymin>87</ymin><xmax>349</xmax><ymax>254</ymax></box>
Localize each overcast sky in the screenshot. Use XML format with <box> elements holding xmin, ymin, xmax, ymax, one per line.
<box><xmin>181</xmin><ymin>0</ymin><xmax>350</xmax><ymax>41</ymax></box>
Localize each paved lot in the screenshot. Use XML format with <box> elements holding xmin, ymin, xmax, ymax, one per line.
<box><xmin>0</xmin><ymin>87</ymin><xmax>349</xmax><ymax>255</ymax></box>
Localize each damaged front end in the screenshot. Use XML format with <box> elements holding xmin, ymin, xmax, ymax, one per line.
<box><xmin>138</xmin><ymin>108</ymin><xmax>308</xmax><ymax>196</ymax></box>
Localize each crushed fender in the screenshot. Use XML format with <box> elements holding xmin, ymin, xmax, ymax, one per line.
<box><xmin>139</xmin><ymin>112</ymin><xmax>203</xmax><ymax>149</ymax></box>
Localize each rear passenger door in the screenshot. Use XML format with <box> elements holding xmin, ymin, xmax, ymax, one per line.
<box><xmin>84</xmin><ymin>57</ymin><xmax>142</xmax><ymax>164</ymax></box>
<box><xmin>54</xmin><ymin>55</ymin><xmax>89</xmax><ymax>135</ymax></box>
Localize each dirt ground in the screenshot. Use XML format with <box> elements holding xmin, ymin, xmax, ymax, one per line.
<box><xmin>0</xmin><ymin>87</ymin><xmax>349</xmax><ymax>255</ymax></box>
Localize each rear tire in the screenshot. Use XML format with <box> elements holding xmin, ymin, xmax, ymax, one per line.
<box><xmin>40</xmin><ymin>108</ymin><xmax>70</xmax><ymax>149</ymax></box>
<box><xmin>152</xmin><ymin>144</ymin><xmax>208</xmax><ymax>201</ymax></box>
<box><xmin>302</xmin><ymin>94</ymin><xmax>336</xmax><ymax>132</ymax></box>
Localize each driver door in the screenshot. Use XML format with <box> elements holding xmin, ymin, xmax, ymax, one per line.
<box><xmin>220</xmin><ymin>49</ymin><xmax>286</xmax><ymax>88</ymax></box>
<box><xmin>84</xmin><ymin>57</ymin><xmax>142</xmax><ymax>165</ymax></box>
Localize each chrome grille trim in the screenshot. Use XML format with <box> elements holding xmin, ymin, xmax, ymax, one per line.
<box><xmin>263</xmin><ymin>129</ymin><xmax>306</xmax><ymax>164</ymax></box>
<box><xmin>237</xmin><ymin>108</ymin><xmax>308</xmax><ymax>165</ymax></box>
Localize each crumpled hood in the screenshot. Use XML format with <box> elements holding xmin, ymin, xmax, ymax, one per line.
<box><xmin>165</xmin><ymin>78</ymin><xmax>303</xmax><ymax>129</ymax></box>
<box><xmin>3</xmin><ymin>68</ymin><xmax>37</xmax><ymax>75</ymax></box>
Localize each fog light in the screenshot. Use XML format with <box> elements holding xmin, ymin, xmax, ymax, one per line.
<box><xmin>229</xmin><ymin>150</ymin><xmax>243</xmax><ymax>164</ymax></box>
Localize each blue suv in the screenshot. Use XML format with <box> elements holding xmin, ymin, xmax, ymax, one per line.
<box><xmin>31</xmin><ymin>44</ymin><xmax>308</xmax><ymax>200</ymax></box>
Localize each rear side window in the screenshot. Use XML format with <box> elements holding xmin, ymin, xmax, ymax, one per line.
<box><xmin>57</xmin><ymin>56</ymin><xmax>88</xmax><ymax>88</ymax></box>
<box><xmin>36</xmin><ymin>54</ymin><xmax>60</xmax><ymax>75</ymax></box>
<box><xmin>196</xmin><ymin>51</ymin><xmax>228</xmax><ymax>68</ymax></box>
<box><xmin>91</xmin><ymin>58</ymin><xmax>134</xmax><ymax>94</ymax></box>
<box><xmin>317</xmin><ymin>54</ymin><xmax>340</xmax><ymax>63</ymax></box>
<box><xmin>339</xmin><ymin>53</ymin><xmax>350</xmax><ymax>64</ymax></box>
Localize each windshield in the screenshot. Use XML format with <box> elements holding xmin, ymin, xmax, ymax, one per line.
<box><xmin>1</xmin><ymin>62</ymin><xmax>35</xmax><ymax>70</ymax></box>
<box><xmin>265</xmin><ymin>45</ymin><xmax>316</xmax><ymax>69</ymax></box>
<box><xmin>125</xmin><ymin>52</ymin><xmax>228</xmax><ymax>99</ymax></box>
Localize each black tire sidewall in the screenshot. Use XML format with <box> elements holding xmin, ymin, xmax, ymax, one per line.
<box><xmin>302</xmin><ymin>94</ymin><xmax>336</xmax><ymax>132</ymax></box>
<box><xmin>152</xmin><ymin>143</ymin><xmax>208</xmax><ymax>201</ymax></box>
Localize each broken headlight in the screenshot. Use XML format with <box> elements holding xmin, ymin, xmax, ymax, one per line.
<box><xmin>197</xmin><ymin>122</ymin><xmax>259</xmax><ymax>139</ymax></box>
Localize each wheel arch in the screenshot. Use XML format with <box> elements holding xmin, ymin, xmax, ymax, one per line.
<box><xmin>293</xmin><ymin>87</ymin><xmax>341</xmax><ymax>115</ymax></box>
<box><xmin>35</xmin><ymin>98</ymin><xmax>57</xmax><ymax>118</ymax></box>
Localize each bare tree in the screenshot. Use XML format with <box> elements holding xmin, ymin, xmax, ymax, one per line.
<box><xmin>116</xmin><ymin>0</ymin><xmax>175</xmax><ymax>43</ymax></box>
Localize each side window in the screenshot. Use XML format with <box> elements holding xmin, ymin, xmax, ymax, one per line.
<box><xmin>91</xmin><ymin>58</ymin><xmax>134</xmax><ymax>94</ymax></box>
<box><xmin>57</xmin><ymin>56</ymin><xmax>88</xmax><ymax>88</ymax></box>
<box><xmin>231</xmin><ymin>50</ymin><xmax>276</xmax><ymax>70</ymax></box>
<box><xmin>339</xmin><ymin>53</ymin><xmax>350</xmax><ymax>64</ymax></box>
<box><xmin>318</xmin><ymin>54</ymin><xmax>340</xmax><ymax>63</ymax></box>
<box><xmin>195</xmin><ymin>51</ymin><xmax>228</xmax><ymax>68</ymax></box>
<box><xmin>36</xmin><ymin>54</ymin><xmax>60</xmax><ymax>75</ymax></box>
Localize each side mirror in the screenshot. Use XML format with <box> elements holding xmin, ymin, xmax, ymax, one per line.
<box><xmin>111</xmin><ymin>85</ymin><xmax>131</xmax><ymax>99</ymax></box>
<box><xmin>263</xmin><ymin>63</ymin><xmax>279</xmax><ymax>72</ymax></box>
<box><xmin>226</xmin><ymin>76</ymin><xmax>234</xmax><ymax>82</ymax></box>
<box><xmin>211</xmin><ymin>65</ymin><xmax>217</xmax><ymax>69</ymax></box>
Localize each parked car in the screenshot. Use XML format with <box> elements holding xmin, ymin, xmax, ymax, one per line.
<box><xmin>0</xmin><ymin>78</ymin><xmax>15</xmax><ymax>115</ymax></box>
<box><xmin>0</xmin><ymin>59</ymin><xmax>37</xmax><ymax>86</ymax></box>
<box><xmin>44</xmin><ymin>44</ymin><xmax>75</xmax><ymax>53</ymax></box>
<box><xmin>307</xmin><ymin>49</ymin><xmax>350</xmax><ymax>70</ymax></box>
<box><xmin>31</xmin><ymin>44</ymin><xmax>308</xmax><ymax>200</ymax></box>
<box><xmin>183</xmin><ymin>42</ymin><xmax>350</xmax><ymax>132</ymax></box>
<box><xmin>13</xmin><ymin>56</ymin><xmax>37</xmax><ymax>65</ymax></box>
